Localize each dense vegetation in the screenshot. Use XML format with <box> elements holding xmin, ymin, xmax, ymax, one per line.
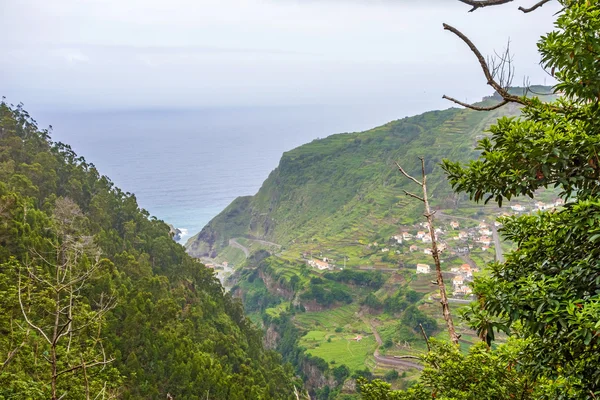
<box><xmin>0</xmin><ymin>102</ymin><xmax>297</xmax><ymax>399</ymax></box>
<box><xmin>359</xmin><ymin>0</ymin><xmax>600</xmax><ymax>398</ymax></box>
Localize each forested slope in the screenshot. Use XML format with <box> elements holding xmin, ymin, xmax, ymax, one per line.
<box><xmin>0</xmin><ymin>102</ymin><xmax>296</xmax><ymax>399</ymax></box>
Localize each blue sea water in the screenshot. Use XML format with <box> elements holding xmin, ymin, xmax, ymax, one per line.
<box><xmin>34</xmin><ymin>105</ymin><xmax>410</xmax><ymax>243</ymax></box>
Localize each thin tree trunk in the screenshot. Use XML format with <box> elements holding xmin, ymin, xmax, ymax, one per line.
<box><xmin>396</xmin><ymin>158</ymin><xmax>460</xmax><ymax>346</ymax></box>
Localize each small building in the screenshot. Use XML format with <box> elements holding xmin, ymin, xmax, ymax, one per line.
<box><xmin>409</xmin><ymin>245</ymin><xmax>418</xmax><ymax>252</ymax></box>
<box><xmin>554</xmin><ymin>198</ymin><xmax>564</xmax><ymax>207</ymax></box>
<box><xmin>450</xmin><ymin>221</ymin><xmax>460</xmax><ymax>229</ymax></box>
<box><xmin>424</xmin><ymin>248</ymin><xmax>433</xmax><ymax>255</ymax></box>
<box><xmin>479</xmin><ymin>229</ymin><xmax>493</xmax><ymax>236</ymax></box>
<box><xmin>458</xmin><ymin>231</ymin><xmax>468</xmax><ymax>240</ymax></box>
<box><xmin>422</xmin><ymin>234</ymin><xmax>432</xmax><ymax>243</ymax></box>
<box><xmin>309</xmin><ymin>259</ymin><xmax>330</xmax><ymax>270</ymax></box>
<box><xmin>416</xmin><ymin>231</ymin><xmax>426</xmax><ymax>239</ymax></box>
<box><xmin>402</xmin><ymin>232</ymin><xmax>413</xmax><ymax>241</ymax></box>
<box><xmin>511</xmin><ymin>204</ymin><xmax>526</xmax><ymax>212</ymax></box>
<box><xmin>416</xmin><ymin>264</ymin><xmax>431</xmax><ymax>274</ymax></box>
<box><xmin>391</xmin><ymin>235</ymin><xmax>403</xmax><ymax>244</ymax></box>
<box><xmin>479</xmin><ymin>222</ymin><xmax>488</xmax><ymax>229</ymax></box>
<box><xmin>460</xmin><ymin>264</ymin><xmax>473</xmax><ymax>278</ymax></box>
<box><xmin>478</xmin><ymin>236</ymin><xmax>492</xmax><ymax>246</ymax></box>
<box><xmin>381</xmin><ymin>248</ymin><xmax>389</xmax><ymax>252</ymax></box>
<box><xmin>453</xmin><ymin>275</ymin><xmax>464</xmax><ymax>287</ymax></box>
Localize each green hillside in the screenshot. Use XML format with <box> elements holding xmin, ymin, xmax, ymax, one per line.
<box><xmin>184</xmin><ymin>88</ymin><xmax>561</xmax><ymax>397</ymax></box>
<box><xmin>186</xmin><ymin>97</ymin><xmax>527</xmax><ymax>261</ymax></box>
<box><xmin>0</xmin><ymin>102</ymin><xmax>297</xmax><ymax>399</ymax></box>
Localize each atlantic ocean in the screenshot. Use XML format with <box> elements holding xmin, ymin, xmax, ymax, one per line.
<box><xmin>33</xmin><ymin>105</ymin><xmax>413</xmax><ymax>244</ymax></box>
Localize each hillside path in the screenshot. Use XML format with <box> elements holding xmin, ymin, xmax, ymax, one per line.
<box><xmin>229</xmin><ymin>239</ymin><xmax>250</xmax><ymax>258</ymax></box>
<box><xmin>361</xmin><ymin>317</ymin><xmax>424</xmax><ymax>371</ymax></box>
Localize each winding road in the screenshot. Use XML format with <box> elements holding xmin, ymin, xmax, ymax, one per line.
<box><xmin>229</xmin><ymin>238</ymin><xmax>250</xmax><ymax>257</ymax></box>
<box><xmin>361</xmin><ymin>317</ymin><xmax>424</xmax><ymax>371</ymax></box>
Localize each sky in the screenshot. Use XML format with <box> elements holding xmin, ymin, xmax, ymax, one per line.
<box><xmin>1</xmin><ymin>0</ymin><xmax>561</xmax><ymax>111</ymax></box>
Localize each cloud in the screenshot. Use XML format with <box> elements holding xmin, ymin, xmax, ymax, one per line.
<box><xmin>0</xmin><ymin>0</ymin><xmax>562</xmax><ymax>110</ymax></box>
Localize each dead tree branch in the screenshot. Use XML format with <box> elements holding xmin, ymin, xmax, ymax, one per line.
<box><xmin>457</xmin><ymin>0</ymin><xmax>553</xmax><ymax>12</ymax></box>
<box><xmin>458</xmin><ymin>0</ymin><xmax>513</xmax><ymax>12</ymax></box>
<box><xmin>395</xmin><ymin>158</ymin><xmax>460</xmax><ymax>346</ymax></box>
<box><xmin>518</xmin><ymin>0</ymin><xmax>552</xmax><ymax>13</ymax></box>
<box><xmin>442</xmin><ymin>24</ymin><xmax>527</xmax><ymax>110</ymax></box>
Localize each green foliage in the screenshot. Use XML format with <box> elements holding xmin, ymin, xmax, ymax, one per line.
<box><xmin>0</xmin><ymin>102</ymin><xmax>296</xmax><ymax>399</ymax></box>
<box><xmin>323</xmin><ymin>270</ymin><xmax>386</xmax><ymax>289</ymax></box>
<box><xmin>358</xmin><ymin>339</ymin><xmax>535</xmax><ymax>399</ymax></box>
<box><xmin>438</xmin><ymin>1</ymin><xmax>600</xmax><ymax>397</ymax></box>
<box><xmin>401</xmin><ymin>306</ymin><xmax>438</xmax><ymax>337</ymax></box>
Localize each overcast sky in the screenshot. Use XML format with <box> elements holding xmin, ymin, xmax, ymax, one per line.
<box><xmin>1</xmin><ymin>0</ymin><xmax>560</xmax><ymax>111</ymax></box>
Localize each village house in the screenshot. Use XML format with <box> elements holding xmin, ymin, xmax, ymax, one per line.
<box><xmin>452</xmin><ymin>275</ymin><xmax>464</xmax><ymax>287</ymax></box>
<box><xmin>391</xmin><ymin>235</ymin><xmax>403</xmax><ymax>244</ymax></box>
<box><xmin>416</xmin><ymin>264</ymin><xmax>431</xmax><ymax>274</ymax></box>
<box><xmin>478</xmin><ymin>236</ymin><xmax>492</xmax><ymax>246</ymax></box>
<box><xmin>409</xmin><ymin>245</ymin><xmax>418</xmax><ymax>252</ymax></box>
<box><xmin>438</xmin><ymin>243</ymin><xmax>447</xmax><ymax>252</ymax></box>
<box><xmin>450</xmin><ymin>221</ymin><xmax>460</xmax><ymax>229</ymax></box>
<box><xmin>458</xmin><ymin>231</ymin><xmax>468</xmax><ymax>240</ymax></box>
<box><xmin>381</xmin><ymin>248</ymin><xmax>389</xmax><ymax>252</ymax></box>
<box><xmin>402</xmin><ymin>232</ymin><xmax>413</xmax><ymax>241</ymax></box>
<box><xmin>416</xmin><ymin>231</ymin><xmax>426</xmax><ymax>239</ymax></box>
<box><xmin>511</xmin><ymin>204</ymin><xmax>526</xmax><ymax>212</ymax></box>
<box><xmin>308</xmin><ymin>259</ymin><xmax>330</xmax><ymax>270</ymax></box>
<box><xmin>479</xmin><ymin>222</ymin><xmax>488</xmax><ymax>229</ymax></box>
<box><xmin>460</xmin><ymin>264</ymin><xmax>473</xmax><ymax>278</ymax></box>
<box><xmin>554</xmin><ymin>198</ymin><xmax>564</xmax><ymax>207</ymax></box>
<box><xmin>424</xmin><ymin>248</ymin><xmax>433</xmax><ymax>255</ymax></box>
<box><xmin>453</xmin><ymin>285</ymin><xmax>473</xmax><ymax>296</ymax></box>
<box><xmin>422</xmin><ymin>234</ymin><xmax>432</xmax><ymax>243</ymax></box>
<box><xmin>455</xmin><ymin>246</ymin><xmax>470</xmax><ymax>254</ymax></box>
<box><xmin>479</xmin><ymin>228</ymin><xmax>493</xmax><ymax>236</ymax></box>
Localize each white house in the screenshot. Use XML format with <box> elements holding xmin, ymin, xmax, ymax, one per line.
<box><xmin>416</xmin><ymin>231</ymin><xmax>426</xmax><ymax>239</ymax></box>
<box><xmin>511</xmin><ymin>204</ymin><xmax>526</xmax><ymax>212</ymax></box>
<box><xmin>391</xmin><ymin>235</ymin><xmax>403</xmax><ymax>244</ymax></box>
<box><xmin>416</xmin><ymin>264</ymin><xmax>431</xmax><ymax>274</ymax></box>
<box><xmin>402</xmin><ymin>232</ymin><xmax>413</xmax><ymax>241</ymax></box>
<box><xmin>422</xmin><ymin>234</ymin><xmax>432</xmax><ymax>243</ymax></box>
<box><xmin>309</xmin><ymin>259</ymin><xmax>330</xmax><ymax>270</ymax></box>
<box><xmin>479</xmin><ymin>229</ymin><xmax>493</xmax><ymax>236</ymax></box>
<box><xmin>424</xmin><ymin>248</ymin><xmax>433</xmax><ymax>255</ymax></box>
<box><xmin>453</xmin><ymin>275</ymin><xmax>464</xmax><ymax>287</ymax></box>
<box><xmin>450</xmin><ymin>221</ymin><xmax>460</xmax><ymax>229</ymax></box>
<box><xmin>458</xmin><ymin>231</ymin><xmax>468</xmax><ymax>240</ymax></box>
<box><xmin>409</xmin><ymin>245</ymin><xmax>418</xmax><ymax>252</ymax></box>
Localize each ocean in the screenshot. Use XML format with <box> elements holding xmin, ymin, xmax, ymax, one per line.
<box><xmin>34</xmin><ymin>105</ymin><xmax>413</xmax><ymax>244</ymax></box>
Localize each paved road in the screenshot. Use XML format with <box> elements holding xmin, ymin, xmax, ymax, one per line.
<box><xmin>229</xmin><ymin>238</ymin><xmax>250</xmax><ymax>258</ymax></box>
<box><xmin>490</xmin><ymin>224</ymin><xmax>505</xmax><ymax>263</ymax></box>
<box><xmin>362</xmin><ymin>317</ymin><xmax>424</xmax><ymax>371</ymax></box>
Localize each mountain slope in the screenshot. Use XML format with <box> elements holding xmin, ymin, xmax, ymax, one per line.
<box><xmin>186</xmin><ymin>98</ymin><xmax>524</xmax><ymax>260</ymax></box>
<box><xmin>0</xmin><ymin>102</ymin><xmax>296</xmax><ymax>399</ymax></box>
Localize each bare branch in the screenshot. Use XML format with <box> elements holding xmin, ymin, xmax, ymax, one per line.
<box><xmin>403</xmin><ymin>190</ymin><xmax>425</xmax><ymax>202</ymax></box>
<box><xmin>395</xmin><ymin>161</ymin><xmax>422</xmax><ymax>186</ymax></box>
<box><xmin>442</xmin><ymin>23</ymin><xmax>527</xmax><ymax>107</ymax></box>
<box><xmin>419</xmin><ymin>323</ymin><xmax>431</xmax><ymax>352</ymax></box>
<box><xmin>443</xmin><ymin>95</ymin><xmax>509</xmax><ymax>111</ymax></box>
<box><xmin>518</xmin><ymin>0</ymin><xmax>552</xmax><ymax>13</ymax></box>
<box><xmin>457</xmin><ymin>0</ymin><xmax>514</xmax><ymax>12</ymax></box>
<box><xmin>18</xmin><ymin>271</ymin><xmax>52</xmax><ymax>345</ymax></box>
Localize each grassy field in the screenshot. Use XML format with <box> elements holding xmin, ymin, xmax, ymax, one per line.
<box><xmin>301</xmin><ymin>331</ymin><xmax>378</xmax><ymax>371</ymax></box>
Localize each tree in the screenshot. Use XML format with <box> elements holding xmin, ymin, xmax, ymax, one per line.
<box><xmin>361</xmin><ymin>0</ymin><xmax>600</xmax><ymax>398</ymax></box>
<box><xmin>17</xmin><ymin>198</ymin><xmax>118</xmax><ymax>399</ymax></box>
<box><xmin>440</xmin><ymin>0</ymin><xmax>600</xmax><ymax>395</ymax></box>
<box><xmin>395</xmin><ymin>158</ymin><xmax>459</xmax><ymax>345</ymax></box>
